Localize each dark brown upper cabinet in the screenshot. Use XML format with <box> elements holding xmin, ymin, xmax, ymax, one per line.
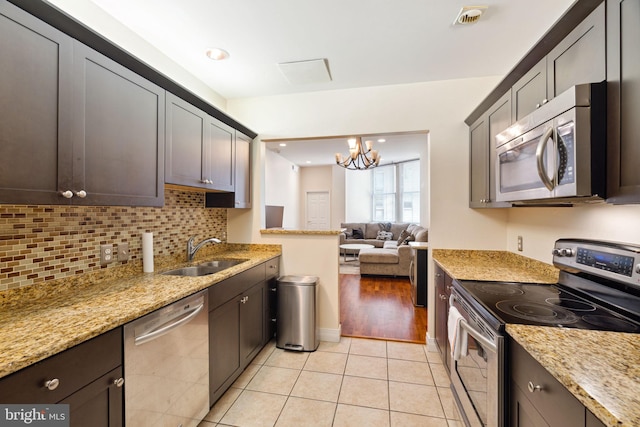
<box><xmin>165</xmin><ymin>92</ymin><xmax>235</xmax><ymax>192</ymax></box>
<box><xmin>0</xmin><ymin>1</ymin><xmax>164</xmax><ymax>207</ymax></box>
<box><xmin>469</xmin><ymin>92</ymin><xmax>512</xmax><ymax>208</ymax></box>
<box><xmin>511</xmin><ymin>3</ymin><xmax>605</xmax><ymax>122</ymax></box>
<box><xmin>606</xmin><ymin>0</ymin><xmax>640</xmax><ymax>204</ymax></box>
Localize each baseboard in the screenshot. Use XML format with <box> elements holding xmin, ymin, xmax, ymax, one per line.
<box><xmin>318</xmin><ymin>325</ymin><xmax>342</xmax><ymax>343</ymax></box>
<box><xmin>426</xmin><ymin>332</ymin><xmax>438</xmax><ymax>352</ymax></box>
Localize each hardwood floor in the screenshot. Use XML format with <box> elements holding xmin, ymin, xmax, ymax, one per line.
<box><xmin>339</xmin><ymin>272</ymin><xmax>427</xmax><ymax>343</ymax></box>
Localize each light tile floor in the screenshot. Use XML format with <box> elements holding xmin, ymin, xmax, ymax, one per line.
<box><xmin>198</xmin><ymin>337</ymin><xmax>463</xmax><ymax>427</ymax></box>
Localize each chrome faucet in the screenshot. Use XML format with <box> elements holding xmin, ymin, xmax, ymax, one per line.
<box><xmin>187</xmin><ymin>236</ymin><xmax>221</xmax><ymax>261</ymax></box>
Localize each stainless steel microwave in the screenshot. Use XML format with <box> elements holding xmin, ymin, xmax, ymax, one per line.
<box><xmin>495</xmin><ymin>82</ymin><xmax>606</xmax><ymax>204</ymax></box>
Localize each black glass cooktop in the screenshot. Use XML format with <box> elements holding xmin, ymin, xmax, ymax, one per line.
<box><xmin>455</xmin><ymin>280</ymin><xmax>640</xmax><ymax>333</ymax></box>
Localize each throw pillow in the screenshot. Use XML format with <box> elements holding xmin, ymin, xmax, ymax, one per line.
<box><xmin>396</xmin><ymin>229</ymin><xmax>410</xmax><ymax>245</ymax></box>
<box><xmin>351</xmin><ymin>228</ymin><xmax>364</xmax><ymax>239</ymax></box>
<box><xmin>378</xmin><ymin>222</ymin><xmax>392</xmax><ymax>232</ymax></box>
<box><xmin>376</xmin><ymin>230</ymin><xmax>393</xmax><ymax>240</ymax></box>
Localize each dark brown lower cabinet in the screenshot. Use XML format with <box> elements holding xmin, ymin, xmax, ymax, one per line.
<box><xmin>509</xmin><ymin>338</ymin><xmax>608</xmax><ymax>427</ymax></box>
<box><xmin>0</xmin><ymin>328</ymin><xmax>123</xmax><ymax>427</ymax></box>
<box><xmin>209</xmin><ymin>258</ymin><xmax>279</xmax><ymax>405</ymax></box>
<box><xmin>434</xmin><ymin>263</ymin><xmax>453</xmax><ymax>373</ymax></box>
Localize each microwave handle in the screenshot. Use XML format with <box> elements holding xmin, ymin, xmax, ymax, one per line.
<box><xmin>536</xmin><ymin>126</ymin><xmax>555</xmax><ymax>191</ymax></box>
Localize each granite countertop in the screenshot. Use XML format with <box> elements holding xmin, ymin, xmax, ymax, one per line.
<box><xmin>432</xmin><ymin>249</ymin><xmax>559</xmax><ymax>283</ymax></box>
<box><xmin>507</xmin><ymin>325</ymin><xmax>640</xmax><ymax>427</ymax></box>
<box><xmin>0</xmin><ymin>244</ymin><xmax>281</xmax><ymax>379</ymax></box>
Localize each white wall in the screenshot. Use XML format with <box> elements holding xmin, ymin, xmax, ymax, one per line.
<box><xmin>506</xmin><ymin>204</ymin><xmax>640</xmax><ymax>264</ymax></box>
<box><xmin>265</xmin><ymin>149</ymin><xmax>300</xmax><ymax>229</ymax></box>
<box><xmin>345</xmin><ymin>170</ymin><xmax>373</xmax><ymax>222</ymax></box>
<box><xmin>331</xmin><ymin>166</ymin><xmax>346</xmax><ymax>228</ymax></box>
<box><xmin>227</xmin><ymin>77</ymin><xmax>509</xmax><ymax>342</ymax></box>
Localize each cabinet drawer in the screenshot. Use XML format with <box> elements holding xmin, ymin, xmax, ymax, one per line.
<box><xmin>510</xmin><ymin>340</ymin><xmax>584</xmax><ymax>427</ymax></box>
<box><xmin>265</xmin><ymin>257</ymin><xmax>280</xmax><ymax>278</ymax></box>
<box><xmin>209</xmin><ymin>264</ymin><xmax>265</xmax><ymax>311</ymax></box>
<box><xmin>0</xmin><ymin>328</ymin><xmax>122</xmax><ymax>404</ymax></box>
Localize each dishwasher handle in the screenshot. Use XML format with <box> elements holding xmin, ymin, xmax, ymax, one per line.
<box><xmin>135</xmin><ymin>302</ymin><xmax>204</xmax><ymax>346</ymax></box>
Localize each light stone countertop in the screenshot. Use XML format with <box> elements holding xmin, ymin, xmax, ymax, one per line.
<box><xmin>260</xmin><ymin>228</ymin><xmax>342</xmax><ymax>235</ymax></box>
<box><xmin>432</xmin><ymin>249</ymin><xmax>559</xmax><ymax>283</ymax></box>
<box><xmin>507</xmin><ymin>325</ymin><xmax>640</xmax><ymax>427</ymax></box>
<box><xmin>0</xmin><ymin>243</ymin><xmax>281</xmax><ymax>379</ymax></box>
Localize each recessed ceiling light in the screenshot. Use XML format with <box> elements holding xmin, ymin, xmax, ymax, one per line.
<box><xmin>306</xmin><ymin>160</ymin><xmax>312</xmax><ymax>164</ymax></box>
<box><xmin>279</xmin><ymin>143</ymin><xmax>287</xmax><ymax>147</ymax></box>
<box><xmin>377</xmin><ymin>139</ymin><xmax>386</xmax><ymax>143</ymax></box>
<box><xmin>205</xmin><ymin>48</ymin><xmax>230</xmax><ymax>61</ymax></box>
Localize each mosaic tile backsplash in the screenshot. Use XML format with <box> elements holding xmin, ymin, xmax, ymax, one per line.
<box><xmin>0</xmin><ymin>189</ymin><xmax>227</xmax><ymax>290</ymax></box>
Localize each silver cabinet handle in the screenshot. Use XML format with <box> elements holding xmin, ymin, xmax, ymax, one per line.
<box><xmin>60</xmin><ymin>190</ymin><xmax>73</xmax><ymax>199</ymax></box>
<box><xmin>527</xmin><ymin>381</ymin><xmax>543</xmax><ymax>393</ymax></box>
<box><xmin>439</xmin><ymin>294</ymin><xmax>447</xmax><ymax>300</ymax></box>
<box><xmin>44</xmin><ymin>378</ymin><xmax>60</xmax><ymax>391</ymax></box>
<box><xmin>241</xmin><ymin>296</ymin><xmax>249</xmax><ymax>304</ymax></box>
<box><xmin>113</xmin><ymin>377</ymin><xmax>125</xmax><ymax>388</ymax></box>
<box><xmin>75</xmin><ymin>190</ymin><xmax>87</xmax><ymax>198</ymax></box>
<box><xmin>135</xmin><ymin>303</ymin><xmax>204</xmax><ymax>345</ymax></box>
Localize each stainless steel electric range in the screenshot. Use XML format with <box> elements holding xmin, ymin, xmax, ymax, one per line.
<box><xmin>448</xmin><ymin>239</ymin><xmax>640</xmax><ymax>427</ymax></box>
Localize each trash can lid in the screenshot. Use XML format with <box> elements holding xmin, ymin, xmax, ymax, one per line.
<box><xmin>277</xmin><ymin>275</ymin><xmax>318</xmax><ymax>285</ymax></box>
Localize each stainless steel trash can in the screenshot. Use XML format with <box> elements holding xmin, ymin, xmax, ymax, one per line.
<box><xmin>276</xmin><ymin>275</ymin><xmax>319</xmax><ymax>352</ymax></box>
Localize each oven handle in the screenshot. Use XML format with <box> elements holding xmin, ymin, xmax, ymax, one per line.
<box><xmin>535</xmin><ymin>126</ymin><xmax>555</xmax><ymax>191</ymax></box>
<box><xmin>459</xmin><ymin>319</ymin><xmax>497</xmax><ymax>355</ymax></box>
<box><xmin>450</xmin><ymin>292</ymin><xmax>498</xmax><ymax>355</ymax></box>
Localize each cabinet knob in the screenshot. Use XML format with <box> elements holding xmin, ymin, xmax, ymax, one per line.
<box><xmin>270</xmin><ymin>287</ymin><xmax>277</xmax><ymax>292</ymax></box>
<box><xmin>436</xmin><ymin>273</ymin><xmax>441</xmax><ymax>278</ymax></box>
<box><xmin>241</xmin><ymin>296</ymin><xmax>248</xmax><ymax>304</ymax></box>
<box><xmin>527</xmin><ymin>381</ymin><xmax>543</xmax><ymax>393</ymax></box>
<box><xmin>60</xmin><ymin>190</ymin><xmax>73</xmax><ymax>199</ymax></box>
<box><xmin>113</xmin><ymin>377</ymin><xmax>125</xmax><ymax>388</ymax></box>
<box><xmin>44</xmin><ymin>378</ymin><xmax>60</xmax><ymax>391</ymax></box>
<box><xmin>439</xmin><ymin>294</ymin><xmax>447</xmax><ymax>300</ymax></box>
<box><xmin>75</xmin><ymin>190</ymin><xmax>87</xmax><ymax>198</ymax></box>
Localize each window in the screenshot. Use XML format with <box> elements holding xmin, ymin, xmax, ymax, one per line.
<box><xmin>371</xmin><ymin>160</ymin><xmax>420</xmax><ymax>222</ymax></box>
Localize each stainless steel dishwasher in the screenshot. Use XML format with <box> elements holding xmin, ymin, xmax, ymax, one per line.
<box><xmin>124</xmin><ymin>290</ymin><xmax>209</xmax><ymax>427</ymax></box>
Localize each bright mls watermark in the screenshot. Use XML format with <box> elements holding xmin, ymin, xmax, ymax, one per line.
<box><xmin>0</xmin><ymin>405</ymin><xmax>69</xmax><ymax>426</ymax></box>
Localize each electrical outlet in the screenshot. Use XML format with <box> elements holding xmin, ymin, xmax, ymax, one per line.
<box><xmin>517</xmin><ymin>236</ymin><xmax>523</xmax><ymax>252</ymax></box>
<box><xmin>100</xmin><ymin>244</ymin><xmax>114</xmax><ymax>265</ymax></box>
<box><xmin>117</xmin><ymin>243</ymin><xmax>129</xmax><ymax>262</ymax></box>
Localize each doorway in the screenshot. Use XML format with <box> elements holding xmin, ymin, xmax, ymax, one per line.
<box><xmin>305</xmin><ymin>191</ymin><xmax>330</xmax><ymax>229</ymax></box>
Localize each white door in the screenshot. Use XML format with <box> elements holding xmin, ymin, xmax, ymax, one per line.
<box><xmin>306</xmin><ymin>191</ymin><xmax>330</xmax><ymax>229</ymax></box>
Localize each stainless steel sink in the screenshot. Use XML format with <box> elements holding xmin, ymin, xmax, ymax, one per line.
<box><xmin>162</xmin><ymin>259</ymin><xmax>247</xmax><ymax>277</ymax></box>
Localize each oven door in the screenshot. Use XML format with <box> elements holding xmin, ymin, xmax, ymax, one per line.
<box><xmin>451</xmin><ymin>293</ymin><xmax>504</xmax><ymax>427</ymax></box>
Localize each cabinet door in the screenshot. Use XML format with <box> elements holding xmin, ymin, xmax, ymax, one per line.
<box><xmin>207</xmin><ymin>117</ymin><xmax>235</xmax><ymax>192</ymax></box>
<box><xmin>234</xmin><ymin>132</ymin><xmax>252</xmax><ymax>208</ymax></box>
<box><xmin>165</xmin><ymin>93</ymin><xmax>208</xmax><ymax>188</ymax></box>
<box><xmin>209</xmin><ymin>297</ymin><xmax>241</xmax><ymax>404</ymax></box>
<box><xmin>72</xmin><ymin>43</ymin><xmax>164</xmax><ymax>207</ymax></box>
<box><xmin>512</xmin><ymin>58</ymin><xmax>547</xmax><ymax>121</ymax></box>
<box><xmin>547</xmin><ymin>3</ymin><xmax>605</xmax><ymax>98</ymax></box>
<box><xmin>510</xmin><ymin>381</ymin><xmax>551</xmax><ymax>427</ymax></box>
<box><xmin>487</xmin><ymin>93</ymin><xmax>511</xmax><ymax>205</ymax></box>
<box><xmin>0</xmin><ymin>1</ymin><xmax>73</xmax><ymax>205</ymax></box>
<box><xmin>469</xmin><ymin>115</ymin><xmax>489</xmax><ymax>206</ymax></box>
<box><xmin>61</xmin><ymin>367</ymin><xmax>123</xmax><ymax>427</ymax></box>
<box><xmin>240</xmin><ymin>281</ymin><xmax>265</xmax><ymax>365</ymax></box>
<box><xmin>607</xmin><ymin>0</ymin><xmax>640</xmax><ymax>203</ymax></box>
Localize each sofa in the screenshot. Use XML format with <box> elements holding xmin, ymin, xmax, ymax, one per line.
<box><xmin>339</xmin><ymin>222</ymin><xmax>428</xmax><ymax>277</ymax></box>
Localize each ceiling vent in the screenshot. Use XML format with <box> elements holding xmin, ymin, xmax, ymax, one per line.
<box><xmin>453</xmin><ymin>6</ymin><xmax>488</xmax><ymax>25</ymax></box>
<box><xmin>277</xmin><ymin>59</ymin><xmax>332</xmax><ymax>85</ymax></box>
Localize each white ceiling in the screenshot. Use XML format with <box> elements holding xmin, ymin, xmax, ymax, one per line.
<box><xmin>87</xmin><ymin>0</ymin><xmax>575</xmax><ymax>166</ymax></box>
<box><xmin>89</xmin><ymin>0</ymin><xmax>575</xmax><ymax>100</ymax></box>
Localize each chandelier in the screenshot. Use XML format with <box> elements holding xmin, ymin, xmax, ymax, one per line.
<box><xmin>335</xmin><ymin>137</ymin><xmax>381</xmax><ymax>170</ymax></box>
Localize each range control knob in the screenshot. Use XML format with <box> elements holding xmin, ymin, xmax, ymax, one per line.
<box><xmin>560</xmin><ymin>248</ymin><xmax>575</xmax><ymax>257</ymax></box>
<box><xmin>552</xmin><ymin>248</ymin><xmax>562</xmax><ymax>256</ymax></box>
<box><xmin>636</xmin><ymin>264</ymin><xmax>640</xmax><ymax>274</ymax></box>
